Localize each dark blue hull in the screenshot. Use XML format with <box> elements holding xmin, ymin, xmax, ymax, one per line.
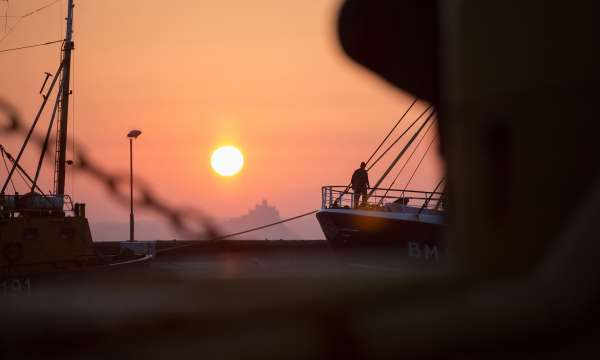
<box><xmin>316</xmin><ymin>208</ymin><xmax>444</xmax><ymax>260</ymax></box>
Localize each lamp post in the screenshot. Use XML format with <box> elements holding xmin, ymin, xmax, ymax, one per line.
<box><xmin>127</xmin><ymin>129</ymin><xmax>142</xmax><ymax>242</ymax></box>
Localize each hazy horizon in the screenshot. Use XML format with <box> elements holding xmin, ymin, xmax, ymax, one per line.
<box><xmin>91</xmin><ymin>199</ymin><xmax>324</xmax><ymax>241</ymax></box>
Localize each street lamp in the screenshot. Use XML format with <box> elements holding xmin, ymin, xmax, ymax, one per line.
<box><xmin>127</xmin><ymin>129</ymin><xmax>142</xmax><ymax>242</ymax></box>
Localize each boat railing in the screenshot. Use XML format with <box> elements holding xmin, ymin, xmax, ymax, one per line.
<box><xmin>0</xmin><ymin>193</ymin><xmax>76</xmax><ymax>217</ymax></box>
<box><xmin>321</xmin><ymin>185</ymin><xmax>444</xmax><ymax>212</ymax></box>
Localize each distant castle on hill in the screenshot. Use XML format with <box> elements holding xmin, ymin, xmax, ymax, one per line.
<box><xmin>221</xmin><ymin>200</ymin><xmax>299</xmax><ymax>240</ymax></box>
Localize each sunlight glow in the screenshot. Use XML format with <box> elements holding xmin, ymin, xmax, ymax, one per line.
<box><xmin>211</xmin><ymin>146</ymin><xmax>244</xmax><ymax>176</ymax></box>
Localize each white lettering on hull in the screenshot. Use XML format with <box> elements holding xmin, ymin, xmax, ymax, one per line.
<box><xmin>408</xmin><ymin>241</ymin><xmax>439</xmax><ymax>261</ymax></box>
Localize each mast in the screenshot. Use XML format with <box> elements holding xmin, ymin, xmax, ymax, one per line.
<box><xmin>55</xmin><ymin>0</ymin><xmax>74</xmax><ymax>196</ymax></box>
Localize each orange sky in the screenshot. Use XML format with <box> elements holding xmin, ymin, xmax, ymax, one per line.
<box><xmin>0</xmin><ymin>0</ymin><xmax>442</xmax><ymax>238</ymax></box>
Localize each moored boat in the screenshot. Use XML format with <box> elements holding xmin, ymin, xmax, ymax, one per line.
<box><xmin>317</xmin><ymin>186</ymin><xmax>444</xmax><ymax>260</ymax></box>
<box><xmin>0</xmin><ymin>0</ymin><xmax>147</xmax><ymax>278</ymax></box>
<box><xmin>316</xmin><ymin>101</ymin><xmax>446</xmax><ymax>260</ymax></box>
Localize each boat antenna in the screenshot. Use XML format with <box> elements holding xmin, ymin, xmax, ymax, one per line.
<box><xmin>55</xmin><ymin>0</ymin><xmax>74</xmax><ymax>196</ymax></box>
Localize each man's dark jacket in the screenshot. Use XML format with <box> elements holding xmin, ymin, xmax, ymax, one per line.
<box><xmin>351</xmin><ymin>168</ymin><xmax>369</xmax><ymax>191</ymax></box>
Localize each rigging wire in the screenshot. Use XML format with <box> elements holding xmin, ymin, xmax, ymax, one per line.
<box><xmin>2</xmin><ymin>145</ymin><xmax>31</xmax><ymax>189</ymax></box>
<box><xmin>367</xmin><ymin>105</ymin><xmax>433</xmax><ymax>171</ymax></box>
<box><xmin>417</xmin><ymin>176</ymin><xmax>445</xmax><ymax>215</ymax></box>
<box><xmin>4</xmin><ymin>148</ymin><xmax>32</xmax><ymax>189</ymax></box>
<box><xmin>32</xmin><ymin>88</ymin><xmax>61</xmax><ymax>191</ymax></box>
<box><xmin>1</xmin><ymin>146</ymin><xmax>60</xmax><ymax>217</ymax></box>
<box><xmin>402</xmin><ymin>133</ymin><xmax>438</xmax><ymax>194</ymax></box>
<box><xmin>378</xmin><ymin>119</ymin><xmax>436</xmax><ymax>203</ymax></box>
<box><xmin>365</xmin><ymin>97</ymin><xmax>417</xmax><ymax>165</ymax></box>
<box><xmin>368</xmin><ymin>111</ymin><xmax>435</xmax><ymax>196</ymax></box>
<box><xmin>14</xmin><ymin>162</ymin><xmax>30</xmax><ymax>188</ymax></box>
<box><xmin>0</xmin><ymin>0</ymin><xmax>61</xmax><ymax>44</ymax></box>
<box><xmin>58</xmin><ymin>0</ymin><xmax>63</xmax><ymax>39</ymax></box>
<box><xmin>0</xmin><ymin>58</ymin><xmax>64</xmax><ymax>194</ymax></box>
<box><xmin>1</xmin><ymin>146</ymin><xmax>17</xmax><ymax>193</ymax></box>
<box><xmin>156</xmin><ymin>209</ymin><xmax>319</xmax><ymax>253</ymax></box>
<box><xmin>0</xmin><ymin>39</ymin><xmax>62</xmax><ymax>53</ymax></box>
<box><xmin>332</xmin><ymin>101</ymin><xmax>431</xmax><ymax>204</ymax></box>
<box><xmin>213</xmin><ymin>210</ymin><xmax>318</xmax><ymax>240</ymax></box>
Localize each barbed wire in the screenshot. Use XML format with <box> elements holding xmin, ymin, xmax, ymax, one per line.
<box><xmin>0</xmin><ymin>97</ymin><xmax>223</xmax><ymax>240</ymax></box>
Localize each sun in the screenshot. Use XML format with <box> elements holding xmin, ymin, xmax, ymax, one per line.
<box><xmin>211</xmin><ymin>146</ymin><xmax>244</xmax><ymax>176</ymax></box>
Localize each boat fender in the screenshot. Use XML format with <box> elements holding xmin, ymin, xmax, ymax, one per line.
<box><xmin>2</xmin><ymin>242</ymin><xmax>24</xmax><ymax>264</ymax></box>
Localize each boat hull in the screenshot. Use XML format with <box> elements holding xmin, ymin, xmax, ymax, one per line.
<box><xmin>316</xmin><ymin>208</ymin><xmax>444</xmax><ymax>260</ymax></box>
<box><xmin>0</xmin><ymin>216</ymin><xmax>97</xmax><ymax>277</ymax></box>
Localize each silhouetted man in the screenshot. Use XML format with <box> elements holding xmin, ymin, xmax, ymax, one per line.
<box><xmin>351</xmin><ymin>162</ymin><xmax>370</xmax><ymax>208</ymax></box>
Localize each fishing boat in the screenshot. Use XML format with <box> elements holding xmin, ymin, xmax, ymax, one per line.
<box><xmin>0</xmin><ymin>0</ymin><xmax>145</xmax><ymax>278</ymax></box>
<box><xmin>316</xmin><ymin>186</ymin><xmax>444</xmax><ymax>257</ymax></box>
<box><xmin>316</xmin><ymin>103</ymin><xmax>445</xmax><ymax>260</ymax></box>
